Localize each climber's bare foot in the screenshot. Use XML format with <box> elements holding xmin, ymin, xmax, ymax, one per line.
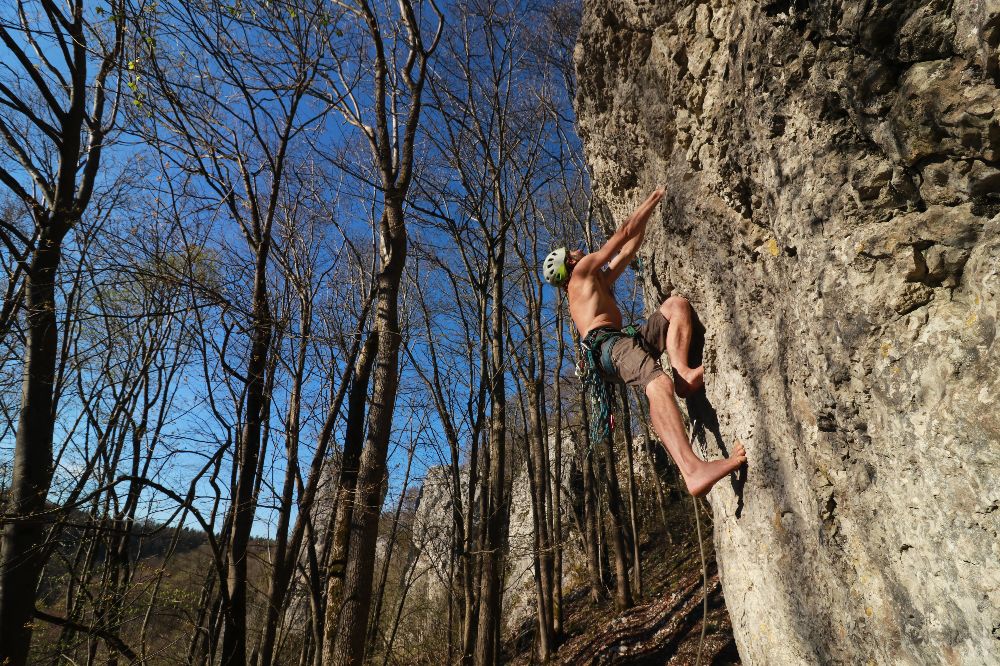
<box><xmin>673</xmin><ymin>365</ymin><xmax>705</xmax><ymax>398</ymax></box>
<box><xmin>684</xmin><ymin>440</ymin><xmax>746</xmax><ymax>497</ymax></box>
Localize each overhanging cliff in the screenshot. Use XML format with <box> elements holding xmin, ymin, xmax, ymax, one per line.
<box><xmin>575</xmin><ymin>1</ymin><xmax>1000</xmax><ymax>662</ymax></box>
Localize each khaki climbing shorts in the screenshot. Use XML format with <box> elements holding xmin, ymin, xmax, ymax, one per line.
<box><xmin>609</xmin><ymin>311</ymin><xmax>670</xmax><ymax>389</ymax></box>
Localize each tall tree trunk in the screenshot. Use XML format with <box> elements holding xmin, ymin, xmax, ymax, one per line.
<box><xmin>460</xmin><ymin>424</ymin><xmax>482</xmax><ymax>665</ymax></box>
<box><xmin>322</xmin><ymin>331</ymin><xmax>378</xmax><ymax>636</ymax></box>
<box><xmin>525</xmin><ymin>380</ymin><xmax>554</xmax><ymax>660</ymax></box>
<box><xmin>524</xmin><ymin>276</ymin><xmax>556</xmax><ymax>657</ymax></box>
<box><xmin>258</xmin><ymin>300</ymin><xmax>310</xmax><ymax>666</ymax></box>
<box><xmin>551</xmin><ymin>303</ymin><xmax>566</xmax><ymax>636</ymax></box>
<box><xmin>0</xmin><ymin>5</ymin><xmax>121</xmax><ymax>660</ymax></box>
<box><xmin>0</xmin><ymin>235</ymin><xmax>64</xmax><ymax>666</ymax></box>
<box><xmin>580</xmin><ymin>405</ymin><xmax>604</xmax><ymax>604</ymax></box>
<box><xmin>474</xmin><ymin>249</ymin><xmax>508</xmax><ymax>666</ymax></box>
<box><xmin>448</xmin><ymin>535</ymin><xmax>456</xmax><ymax>664</ymax></box>
<box><xmin>222</xmin><ymin>256</ymin><xmax>273</xmax><ymax>666</ymax></box>
<box><xmin>259</xmin><ymin>290</ymin><xmax>373</xmax><ymax>666</ymax></box>
<box><xmin>407</xmin><ymin>275</ymin><xmax>484</xmax><ymax>666</ymax></box>
<box><xmin>595</xmin><ymin>430</ymin><xmax>633</xmax><ymax>611</ymax></box>
<box><xmin>327</xmin><ymin>202</ymin><xmax>407</xmax><ymax>666</ymax></box>
<box><xmin>620</xmin><ymin>391</ymin><xmax>643</xmax><ymax>597</ymax></box>
<box><xmin>461</xmin><ymin>303</ymin><xmax>490</xmax><ymax>664</ymax></box>
<box><xmin>366</xmin><ymin>443</ymin><xmax>416</xmax><ymax>655</ymax></box>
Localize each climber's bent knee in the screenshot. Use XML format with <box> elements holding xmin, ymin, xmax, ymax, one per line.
<box><xmin>659</xmin><ymin>295</ymin><xmax>690</xmax><ymax>322</ymax></box>
<box><xmin>644</xmin><ymin>372</ymin><xmax>674</xmax><ymax>400</ymax></box>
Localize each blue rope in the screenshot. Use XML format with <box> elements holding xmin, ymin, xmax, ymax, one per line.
<box><xmin>579</xmin><ymin>326</ymin><xmax>637</xmax><ymax>445</ymax></box>
<box><xmin>581</xmin><ymin>340</ymin><xmax>615</xmax><ymax>444</ymax></box>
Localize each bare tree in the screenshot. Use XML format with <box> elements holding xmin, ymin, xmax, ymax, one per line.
<box><xmin>41</xmin><ymin>216</ymin><xmax>199</xmax><ymax>664</ymax></box>
<box><xmin>315</xmin><ymin>0</ymin><xmax>442</xmax><ymax>662</ymax></box>
<box><xmin>411</xmin><ymin>0</ymin><xmax>579</xmax><ymax>657</ymax></box>
<box><xmin>405</xmin><ymin>251</ymin><xmax>489</xmax><ymax>663</ymax></box>
<box><xmin>255</xmin><ymin>177</ymin><xmax>370</xmax><ymax>666</ymax></box>
<box><xmin>620</xmin><ymin>390</ymin><xmax>643</xmax><ymax>597</ymax></box>
<box><xmin>0</xmin><ymin>0</ymin><xmax>622</xmax><ymax>662</ymax></box>
<box><xmin>0</xmin><ymin>2</ymin><xmax>125</xmax><ymax>662</ymax></box>
<box><xmin>133</xmin><ymin>2</ymin><xmax>328</xmax><ymax>662</ymax></box>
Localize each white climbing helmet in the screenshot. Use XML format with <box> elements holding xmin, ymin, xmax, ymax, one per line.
<box><xmin>542</xmin><ymin>247</ymin><xmax>570</xmax><ymax>286</ymax></box>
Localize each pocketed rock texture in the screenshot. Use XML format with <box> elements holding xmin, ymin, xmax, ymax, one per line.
<box><xmin>575</xmin><ymin>1</ymin><xmax>1000</xmax><ymax>663</ymax></box>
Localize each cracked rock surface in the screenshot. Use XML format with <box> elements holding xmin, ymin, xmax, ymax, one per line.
<box><xmin>575</xmin><ymin>0</ymin><xmax>1000</xmax><ymax>663</ymax></box>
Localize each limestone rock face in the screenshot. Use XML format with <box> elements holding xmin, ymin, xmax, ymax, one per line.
<box><xmin>575</xmin><ymin>1</ymin><xmax>1000</xmax><ymax>663</ymax></box>
<box><xmin>413</xmin><ymin>433</ymin><xmax>585</xmax><ymax>635</ymax></box>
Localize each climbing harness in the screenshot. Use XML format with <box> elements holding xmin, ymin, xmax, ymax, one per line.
<box><xmin>577</xmin><ymin>324</ymin><xmax>640</xmax><ymax>444</ymax></box>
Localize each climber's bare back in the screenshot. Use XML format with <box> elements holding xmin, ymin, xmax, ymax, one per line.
<box><xmin>567</xmin><ymin>252</ymin><xmax>623</xmax><ymax>338</ymax></box>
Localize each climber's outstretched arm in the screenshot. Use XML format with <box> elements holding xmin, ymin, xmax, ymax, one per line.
<box><xmin>604</xmin><ymin>188</ymin><xmax>663</xmax><ymax>282</ymax></box>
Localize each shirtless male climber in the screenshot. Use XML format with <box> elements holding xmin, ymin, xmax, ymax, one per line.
<box><xmin>542</xmin><ymin>188</ymin><xmax>746</xmax><ymax>497</ymax></box>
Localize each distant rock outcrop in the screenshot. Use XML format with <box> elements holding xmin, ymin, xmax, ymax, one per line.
<box><xmin>575</xmin><ymin>1</ymin><xmax>1000</xmax><ymax>663</ymax></box>
<box><xmin>413</xmin><ymin>432</ymin><xmax>586</xmax><ymax>636</ymax></box>
<box><xmin>410</xmin><ymin>464</ymin><xmax>467</xmax><ymax>602</ymax></box>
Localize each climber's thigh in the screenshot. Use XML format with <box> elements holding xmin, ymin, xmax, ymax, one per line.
<box><xmin>610</xmin><ymin>336</ymin><xmax>668</xmax><ymax>389</ymax></box>
<box><xmin>637</xmin><ymin>310</ymin><xmax>670</xmax><ymax>354</ymax></box>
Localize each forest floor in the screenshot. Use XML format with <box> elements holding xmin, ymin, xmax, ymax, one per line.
<box><xmin>506</xmin><ymin>499</ymin><xmax>741</xmax><ymax>665</ymax></box>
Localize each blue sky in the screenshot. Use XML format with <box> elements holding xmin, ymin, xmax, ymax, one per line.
<box><xmin>0</xmin><ymin>0</ymin><xmax>631</xmax><ymax>543</ymax></box>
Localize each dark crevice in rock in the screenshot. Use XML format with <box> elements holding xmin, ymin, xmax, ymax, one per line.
<box><xmin>970</xmin><ymin>199</ymin><xmax>1000</xmax><ymax>219</ymax></box>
